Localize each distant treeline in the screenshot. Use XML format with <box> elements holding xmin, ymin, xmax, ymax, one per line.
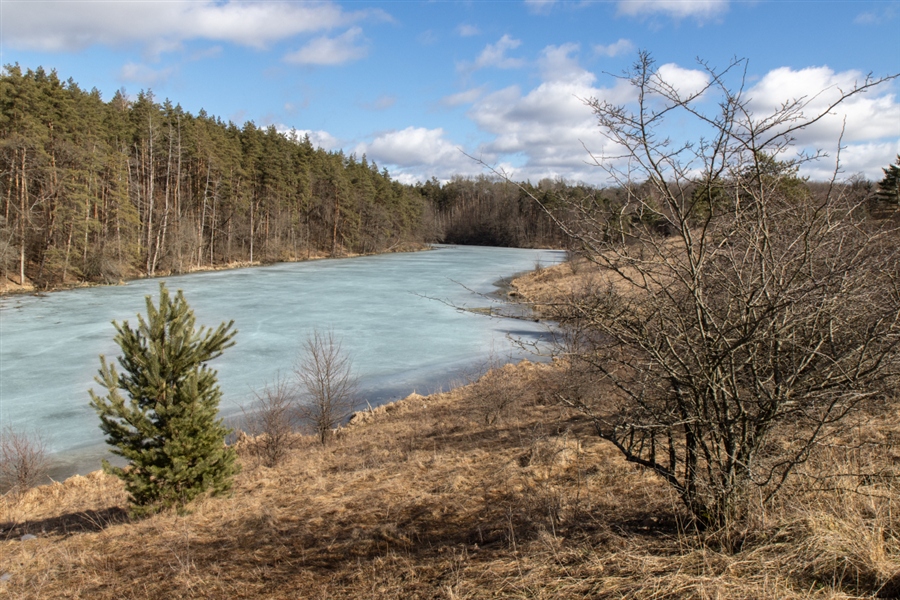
<box><xmin>0</xmin><ymin>65</ymin><xmax>438</xmax><ymax>289</ymax></box>
<box><xmin>0</xmin><ymin>66</ymin><xmax>580</xmax><ymax>290</ymax></box>
<box><xmin>22</xmin><ymin>67</ymin><xmax>895</xmax><ymax>291</ymax></box>
<box><xmin>418</xmin><ymin>176</ymin><xmax>574</xmax><ymax>249</ymax></box>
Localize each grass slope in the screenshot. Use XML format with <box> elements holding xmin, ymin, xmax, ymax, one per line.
<box><xmin>1</xmin><ymin>264</ymin><xmax>898</xmax><ymax>599</ymax></box>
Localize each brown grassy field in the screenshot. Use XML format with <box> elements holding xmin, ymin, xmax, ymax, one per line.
<box><xmin>1</xmin><ymin>263</ymin><xmax>898</xmax><ymax>599</ymax></box>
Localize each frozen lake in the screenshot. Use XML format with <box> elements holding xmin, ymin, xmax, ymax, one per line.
<box><xmin>0</xmin><ymin>245</ymin><xmax>564</xmax><ymax>479</ymax></box>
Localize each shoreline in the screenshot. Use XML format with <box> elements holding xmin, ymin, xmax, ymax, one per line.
<box><xmin>32</xmin><ymin>386</ymin><xmax>440</xmax><ymax>493</ymax></box>
<box><xmin>3</xmin><ymin>250</ymin><xmax>558</xmax><ymax>485</ymax></box>
<box><xmin>0</xmin><ymin>242</ymin><xmax>433</xmax><ymax>299</ymax></box>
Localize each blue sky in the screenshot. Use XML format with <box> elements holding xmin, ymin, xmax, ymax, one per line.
<box><xmin>2</xmin><ymin>0</ymin><xmax>898</xmax><ymax>185</ymax></box>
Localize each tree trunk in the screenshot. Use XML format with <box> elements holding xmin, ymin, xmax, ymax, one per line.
<box><xmin>19</xmin><ymin>149</ymin><xmax>27</xmax><ymax>285</ymax></box>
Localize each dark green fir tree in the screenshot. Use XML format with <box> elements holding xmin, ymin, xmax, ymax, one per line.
<box><xmin>875</xmin><ymin>154</ymin><xmax>900</xmax><ymax>205</ymax></box>
<box><xmin>90</xmin><ymin>283</ymin><xmax>238</xmax><ymax>514</ymax></box>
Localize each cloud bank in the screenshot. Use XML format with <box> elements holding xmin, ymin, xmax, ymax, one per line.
<box><xmin>1</xmin><ymin>0</ymin><xmax>380</xmax><ymax>53</ymax></box>
<box><xmin>360</xmin><ymin>48</ymin><xmax>899</xmax><ymax>185</ymax></box>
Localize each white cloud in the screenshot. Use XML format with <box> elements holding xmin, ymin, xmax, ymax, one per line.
<box><xmin>456</xmin><ymin>24</ymin><xmax>481</xmax><ymax>37</ymax></box>
<box><xmin>295</xmin><ymin>129</ymin><xmax>341</xmax><ymax>151</ymax></box>
<box><xmin>538</xmin><ymin>43</ymin><xmax>588</xmax><ymax>83</ymax></box>
<box><xmin>466</xmin><ymin>54</ymin><xmax>635</xmax><ymax>183</ymax></box>
<box><xmin>360</xmin><ymin>127</ymin><xmax>462</xmax><ymax>166</ymax></box>
<box><xmin>854</xmin><ymin>11</ymin><xmax>879</xmax><ymax>25</ymax></box>
<box><xmin>473</xmin><ymin>81</ymin><xmax>601</xmax><ymax>153</ymax></box>
<box><xmin>410</xmin><ymin>60</ymin><xmax>896</xmax><ymax>185</ymax></box>
<box><xmin>462</xmin><ymin>35</ymin><xmax>526</xmax><ymax>72</ymax></box>
<box><xmin>458</xmin><ymin>56</ymin><xmax>899</xmax><ymax>185</ymax></box>
<box><xmin>1</xmin><ymin>1</ymin><xmax>379</xmax><ymax>53</ymax></box>
<box><xmin>363</xmin><ymin>57</ymin><xmax>898</xmax><ymax>186</ymax></box>
<box><xmin>525</xmin><ymin>0</ymin><xmax>558</xmax><ymax>15</ymax></box>
<box><xmin>800</xmin><ymin>141</ymin><xmax>900</xmax><ymax>182</ymax></box>
<box><xmin>284</xmin><ymin>28</ymin><xmax>368</xmax><ymax>66</ymax></box>
<box><xmin>745</xmin><ymin>66</ymin><xmax>900</xmax><ymax>147</ymax></box>
<box><xmin>854</xmin><ymin>2</ymin><xmax>898</xmax><ymax>25</ymax></box>
<box><xmin>356</xmin><ymin>127</ymin><xmax>480</xmax><ymax>183</ymax></box>
<box><xmin>362</xmin><ymin>95</ymin><xmax>397</xmax><ymax>111</ymax></box>
<box><xmin>654</xmin><ymin>63</ymin><xmax>711</xmax><ymax>99</ymax></box>
<box><xmin>440</xmin><ymin>87</ymin><xmax>487</xmax><ymax>108</ymax></box>
<box><xmin>189</xmin><ymin>46</ymin><xmax>224</xmax><ymax>62</ymax></box>
<box><xmin>143</xmin><ymin>39</ymin><xmax>185</xmax><ymax>60</ymax></box>
<box><xmin>417</xmin><ymin>30</ymin><xmax>439</xmax><ymax>46</ymax></box>
<box><xmin>119</xmin><ymin>63</ymin><xmax>176</xmax><ymax>87</ymax></box>
<box><xmin>617</xmin><ymin>0</ymin><xmax>729</xmax><ymax>21</ymax></box>
<box><xmin>593</xmin><ymin>39</ymin><xmax>635</xmax><ymax>58</ymax></box>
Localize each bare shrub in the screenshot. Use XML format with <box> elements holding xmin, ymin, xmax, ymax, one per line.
<box><xmin>504</xmin><ymin>53</ymin><xmax>900</xmax><ymax>529</ymax></box>
<box><xmin>0</xmin><ymin>426</ymin><xmax>49</xmax><ymax>496</ymax></box>
<box><xmin>295</xmin><ymin>329</ymin><xmax>358</xmax><ymax>445</ymax></box>
<box><xmin>83</xmin><ymin>248</ymin><xmax>128</xmax><ymax>284</ymax></box>
<box><xmin>240</xmin><ymin>376</ymin><xmax>300</xmax><ymax>468</ymax></box>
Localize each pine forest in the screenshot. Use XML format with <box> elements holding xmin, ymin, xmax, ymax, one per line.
<box><xmin>0</xmin><ymin>66</ymin><xmax>570</xmax><ymax>291</ymax></box>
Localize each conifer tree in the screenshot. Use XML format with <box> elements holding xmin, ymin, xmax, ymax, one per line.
<box><xmin>875</xmin><ymin>154</ymin><xmax>900</xmax><ymax>205</ymax></box>
<box><xmin>90</xmin><ymin>283</ymin><xmax>237</xmax><ymax>514</ymax></box>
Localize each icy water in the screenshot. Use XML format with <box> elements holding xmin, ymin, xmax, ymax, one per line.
<box><xmin>0</xmin><ymin>245</ymin><xmax>564</xmax><ymax>479</ymax></box>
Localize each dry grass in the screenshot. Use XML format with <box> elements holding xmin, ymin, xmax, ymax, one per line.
<box><xmin>1</xmin><ymin>270</ymin><xmax>898</xmax><ymax>598</ymax></box>
<box><xmin>509</xmin><ymin>256</ymin><xmax>648</xmax><ymax>322</ymax></box>
<box><xmin>509</xmin><ymin>257</ymin><xmax>602</xmax><ymax>308</ymax></box>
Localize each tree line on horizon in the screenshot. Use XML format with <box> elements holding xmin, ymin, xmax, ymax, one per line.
<box><xmin>2</xmin><ymin>65</ymin><xmax>896</xmax><ymax>292</ymax></box>
<box><xmin>0</xmin><ymin>66</ymin><xmax>579</xmax><ymax>291</ymax></box>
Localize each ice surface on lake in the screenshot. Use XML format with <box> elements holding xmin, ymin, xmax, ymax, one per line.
<box><xmin>0</xmin><ymin>245</ymin><xmax>564</xmax><ymax>478</ymax></box>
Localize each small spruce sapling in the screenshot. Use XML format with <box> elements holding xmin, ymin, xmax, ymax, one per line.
<box><xmin>90</xmin><ymin>283</ymin><xmax>237</xmax><ymax>514</ymax></box>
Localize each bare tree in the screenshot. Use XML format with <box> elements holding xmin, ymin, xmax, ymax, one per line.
<box><xmin>295</xmin><ymin>329</ymin><xmax>358</xmax><ymax>445</ymax></box>
<box><xmin>0</xmin><ymin>426</ymin><xmax>49</xmax><ymax>497</ymax></box>
<box><xmin>507</xmin><ymin>53</ymin><xmax>900</xmax><ymax>529</ymax></box>
<box><xmin>240</xmin><ymin>376</ymin><xmax>300</xmax><ymax>468</ymax></box>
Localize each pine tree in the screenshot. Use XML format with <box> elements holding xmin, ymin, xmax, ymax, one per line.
<box><xmin>875</xmin><ymin>154</ymin><xmax>900</xmax><ymax>205</ymax></box>
<box><xmin>90</xmin><ymin>283</ymin><xmax>238</xmax><ymax>514</ymax></box>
